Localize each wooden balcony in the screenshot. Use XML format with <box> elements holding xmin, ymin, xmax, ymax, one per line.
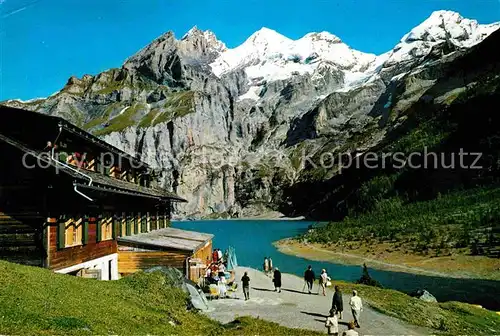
<box><xmin>57</xmin><ymin>152</ymin><xmax>147</xmax><ymax>187</ymax></box>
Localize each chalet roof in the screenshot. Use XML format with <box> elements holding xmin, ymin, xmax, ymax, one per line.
<box><xmin>0</xmin><ymin>105</ymin><xmax>148</xmax><ymax>169</ymax></box>
<box><xmin>118</xmin><ymin>227</ymin><xmax>213</xmax><ymax>252</ymax></box>
<box><xmin>0</xmin><ymin>133</ymin><xmax>186</xmax><ymax>202</ymax></box>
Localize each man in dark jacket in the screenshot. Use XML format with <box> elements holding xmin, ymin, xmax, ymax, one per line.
<box><xmin>241</xmin><ymin>271</ymin><xmax>250</xmax><ymax>300</ymax></box>
<box><xmin>273</xmin><ymin>267</ymin><xmax>282</xmax><ymax>293</ymax></box>
<box><xmin>331</xmin><ymin>285</ymin><xmax>344</xmax><ymax>319</ymax></box>
<box><xmin>304</xmin><ymin>265</ymin><xmax>315</xmax><ymax>294</ymax></box>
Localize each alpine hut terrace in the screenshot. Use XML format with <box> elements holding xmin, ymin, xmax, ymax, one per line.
<box><xmin>0</xmin><ymin>105</ymin><xmax>212</xmax><ymax>281</ymax></box>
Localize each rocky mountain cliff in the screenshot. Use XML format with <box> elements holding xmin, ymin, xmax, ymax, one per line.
<box><xmin>3</xmin><ymin>11</ymin><xmax>499</xmax><ymax>219</ymax></box>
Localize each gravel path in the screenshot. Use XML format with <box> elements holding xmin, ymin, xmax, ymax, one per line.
<box><xmin>205</xmin><ymin>267</ymin><xmax>433</xmax><ymax>335</ymax></box>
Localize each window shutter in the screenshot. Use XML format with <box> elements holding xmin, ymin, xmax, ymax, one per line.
<box><xmin>165</xmin><ymin>211</ymin><xmax>170</xmax><ymax>227</ymax></box>
<box><xmin>82</xmin><ymin>216</ymin><xmax>89</xmax><ymax>245</ymax></box>
<box><xmin>57</xmin><ymin>215</ymin><xmax>65</xmax><ymax>249</ymax></box>
<box><xmin>119</xmin><ymin>213</ymin><xmax>124</xmax><ymax>237</ymax></box>
<box><xmin>137</xmin><ymin>212</ymin><xmax>142</xmax><ymax>233</ymax></box>
<box><xmin>112</xmin><ymin>215</ymin><xmax>117</xmax><ymax>239</ymax></box>
<box><xmin>96</xmin><ymin>216</ymin><xmax>102</xmax><ymax>242</ymax></box>
<box><xmin>126</xmin><ymin>214</ymin><xmax>131</xmax><ymax>236</ymax></box>
<box><xmin>134</xmin><ymin>212</ymin><xmax>141</xmax><ymax>234</ymax></box>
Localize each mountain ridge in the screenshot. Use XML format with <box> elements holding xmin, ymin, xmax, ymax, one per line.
<box><xmin>2</xmin><ymin>10</ymin><xmax>499</xmax><ymax>219</ymax></box>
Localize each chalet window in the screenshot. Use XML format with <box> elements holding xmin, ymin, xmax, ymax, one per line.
<box><xmin>166</xmin><ymin>211</ymin><xmax>171</xmax><ymax>225</ymax></box>
<box><xmin>141</xmin><ymin>212</ymin><xmax>148</xmax><ymax>233</ymax></box>
<box><xmin>58</xmin><ymin>216</ymin><xmax>84</xmax><ymax>248</ymax></box>
<box><xmin>120</xmin><ymin>212</ymin><xmax>126</xmax><ymax>237</ymax></box>
<box><xmin>97</xmin><ymin>215</ymin><xmax>113</xmax><ymax>242</ymax></box>
<box><xmin>126</xmin><ymin>213</ymin><xmax>133</xmax><ymax>236</ymax></box>
<box><xmin>151</xmin><ymin>213</ymin><xmax>157</xmax><ymax>231</ymax></box>
<box><xmin>159</xmin><ymin>211</ymin><xmax>164</xmax><ymax>228</ymax></box>
<box><xmin>137</xmin><ymin>212</ymin><xmax>143</xmax><ymax>233</ymax></box>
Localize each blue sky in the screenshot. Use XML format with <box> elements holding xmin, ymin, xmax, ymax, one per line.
<box><xmin>1</xmin><ymin>0</ymin><xmax>499</xmax><ymax>101</ymax></box>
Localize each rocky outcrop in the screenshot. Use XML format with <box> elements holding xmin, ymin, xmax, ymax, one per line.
<box><xmin>2</xmin><ymin>11</ymin><xmax>498</xmax><ymax>218</ymax></box>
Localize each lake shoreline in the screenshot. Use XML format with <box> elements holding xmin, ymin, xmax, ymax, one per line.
<box><xmin>275</xmin><ymin>238</ymin><xmax>500</xmax><ymax>280</ymax></box>
<box><xmin>174</xmin><ymin>214</ymin><xmax>307</xmax><ymax>221</ymax></box>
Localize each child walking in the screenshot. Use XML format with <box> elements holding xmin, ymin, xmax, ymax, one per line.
<box><xmin>325</xmin><ymin>308</ymin><xmax>339</xmax><ymax>335</ymax></box>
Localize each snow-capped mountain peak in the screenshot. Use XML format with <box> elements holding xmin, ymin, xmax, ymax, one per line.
<box><xmin>210</xmin><ymin>27</ymin><xmax>375</xmax><ymax>82</ymax></box>
<box><xmin>302</xmin><ymin>31</ymin><xmax>342</xmax><ymax>44</ymax></box>
<box><xmin>247</xmin><ymin>27</ymin><xmax>291</xmax><ymax>45</ymax></box>
<box><xmin>385</xmin><ymin>10</ymin><xmax>500</xmax><ymax>66</ymax></box>
<box><xmin>209</xmin><ymin>10</ymin><xmax>498</xmax><ymax>100</ymax></box>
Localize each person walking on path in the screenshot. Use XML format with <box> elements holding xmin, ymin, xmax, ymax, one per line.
<box><xmin>331</xmin><ymin>285</ymin><xmax>344</xmax><ymax>319</ymax></box>
<box><xmin>272</xmin><ymin>267</ymin><xmax>282</xmax><ymax>293</ymax></box>
<box><xmin>342</xmin><ymin>322</ymin><xmax>359</xmax><ymax>336</ymax></box>
<box><xmin>263</xmin><ymin>257</ymin><xmax>269</xmax><ymax>274</ymax></box>
<box><xmin>241</xmin><ymin>271</ymin><xmax>250</xmax><ymax>301</ymax></box>
<box><xmin>349</xmin><ymin>290</ymin><xmax>363</xmax><ymax>328</ymax></box>
<box><xmin>325</xmin><ymin>307</ymin><xmax>339</xmax><ymax>335</ymax></box>
<box><xmin>319</xmin><ymin>269</ymin><xmax>330</xmax><ymax>296</ymax></box>
<box><xmin>268</xmin><ymin>257</ymin><xmax>273</xmax><ymax>271</ymax></box>
<box><xmin>304</xmin><ymin>265</ymin><xmax>315</xmax><ymax>294</ymax></box>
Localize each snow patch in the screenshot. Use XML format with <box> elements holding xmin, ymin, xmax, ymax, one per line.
<box><xmin>6</xmin><ymin>97</ymin><xmax>45</xmax><ymax>103</ymax></box>
<box><xmin>391</xmin><ymin>72</ymin><xmax>408</xmax><ymax>82</ymax></box>
<box><xmin>238</xmin><ymin>86</ymin><xmax>262</xmax><ymax>101</ymax></box>
<box><xmin>118</xmin><ymin>106</ymin><xmax>130</xmax><ymax>115</ymax></box>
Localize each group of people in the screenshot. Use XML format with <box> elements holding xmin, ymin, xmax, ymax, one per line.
<box><xmin>326</xmin><ymin>286</ymin><xmax>363</xmax><ymax>335</ymax></box>
<box><xmin>204</xmin><ymin>248</ymin><xmax>228</xmax><ymax>291</ymax></box>
<box><xmin>304</xmin><ymin>265</ymin><xmax>364</xmax><ymax>334</ymax></box>
<box><xmin>303</xmin><ymin>265</ymin><xmax>332</xmax><ymax>296</ymax></box>
<box><xmin>263</xmin><ymin>257</ymin><xmax>282</xmax><ymax>292</ymax></box>
<box><xmin>263</xmin><ymin>256</ymin><xmax>273</xmax><ymax>274</ymax></box>
<box><xmin>238</xmin><ymin>261</ymin><xmax>365</xmax><ymax>334</ymax></box>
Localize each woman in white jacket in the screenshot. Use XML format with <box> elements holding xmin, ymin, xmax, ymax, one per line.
<box><xmin>319</xmin><ymin>269</ymin><xmax>331</xmax><ymax>296</ymax></box>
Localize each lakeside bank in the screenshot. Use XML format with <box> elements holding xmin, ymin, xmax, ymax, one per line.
<box><xmin>275</xmin><ymin>238</ymin><xmax>500</xmax><ymax>280</ymax></box>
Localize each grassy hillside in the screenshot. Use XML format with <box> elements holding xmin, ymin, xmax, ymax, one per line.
<box><xmin>306</xmin><ymin>186</ymin><xmax>500</xmax><ymax>258</ymax></box>
<box><xmin>2</xmin><ymin>261</ymin><xmax>500</xmax><ymax>335</ymax></box>
<box><xmin>0</xmin><ymin>261</ymin><xmax>321</xmax><ymax>336</ymax></box>
<box><xmin>331</xmin><ymin>279</ymin><xmax>500</xmax><ymax>334</ymax></box>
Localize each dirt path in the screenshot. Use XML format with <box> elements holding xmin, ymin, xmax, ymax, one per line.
<box><xmin>205</xmin><ymin>267</ymin><xmax>433</xmax><ymax>335</ymax></box>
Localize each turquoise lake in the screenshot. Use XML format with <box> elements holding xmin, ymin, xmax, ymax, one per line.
<box><xmin>173</xmin><ymin>219</ymin><xmax>500</xmax><ymax>310</ymax></box>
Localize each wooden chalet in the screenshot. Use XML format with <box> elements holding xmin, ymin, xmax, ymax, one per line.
<box><xmin>0</xmin><ymin>106</ymin><xmax>210</xmax><ymax>281</ymax></box>
<box><xmin>118</xmin><ymin>227</ymin><xmax>213</xmax><ymax>280</ymax></box>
